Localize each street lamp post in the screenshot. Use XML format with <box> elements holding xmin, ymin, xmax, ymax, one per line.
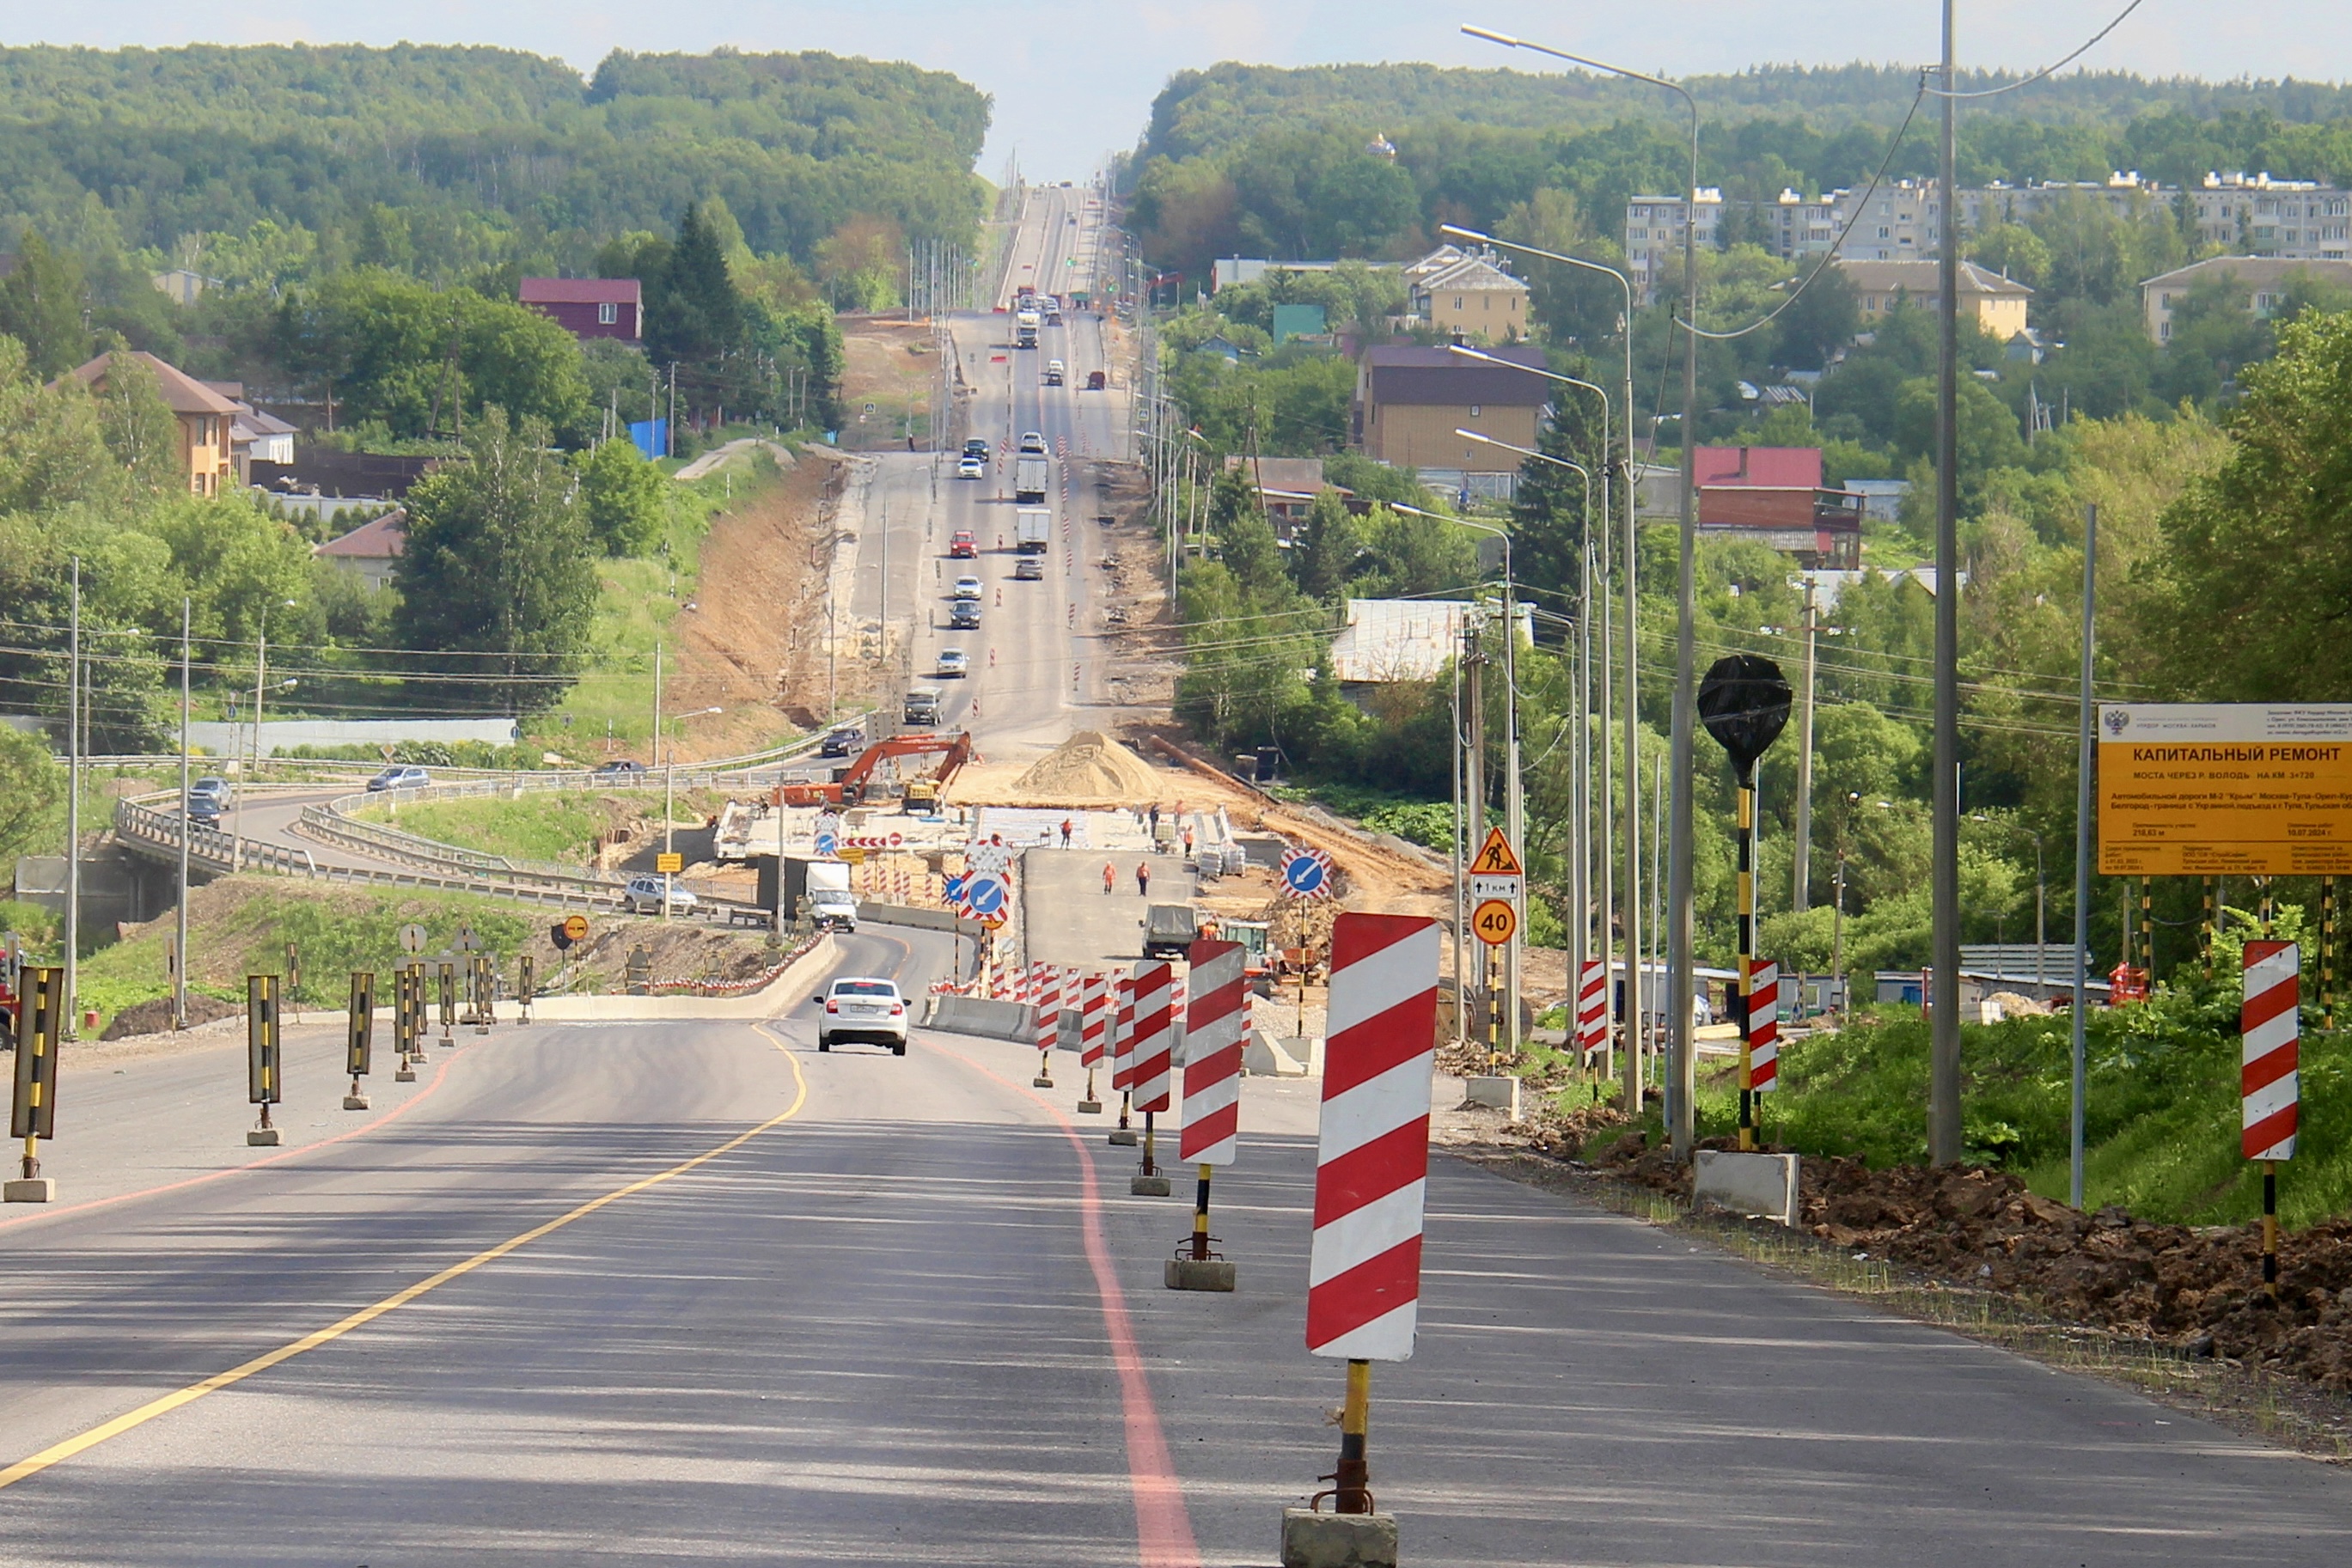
<box><xmin>1396</xmin><ymin>497</ymin><xmax>1532</xmax><ymax>1060</ymax></box>
<box><xmin>1441</xmin><ymin>225</ymin><xmax>1643</xmax><ymax>1112</ymax></box>
<box><xmin>1451</xmin><ymin>34</ymin><xmax>1699</xmax><ymax>1151</ymax></box>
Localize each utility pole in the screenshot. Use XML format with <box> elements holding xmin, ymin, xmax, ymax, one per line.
<box><xmin>2070</xmin><ymin>503</ymin><xmax>2097</xmax><ymax>1208</ymax></box>
<box><xmin>1793</xmin><ymin>579</ymin><xmax>1818</xmax><ymax>911</ymax></box>
<box><xmin>64</xmin><ymin>557</ymin><xmax>81</xmax><ymax>1038</ymax></box>
<box><xmin>1929</xmin><ymin>0</ymin><xmax>1965</xmax><ymax>1166</ymax></box>
<box><xmin>1463</xmin><ymin>610</ymin><xmax>1489</xmax><ymax>1052</ymax></box>
<box><xmin>176</xmin><ymin>598</ymin><xmax>191</xmax><ymax>1030</ymax></box>
<box><xmin>654</xmin><ymin>641</ymin><xmax>671</xmax><ymax>924</ymax></box>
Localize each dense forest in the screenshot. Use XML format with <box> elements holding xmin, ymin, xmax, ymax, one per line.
<box><xmin>0</xmin><ymin>45</ymin><xmax>990</xmax><ymax>268</ymax></box>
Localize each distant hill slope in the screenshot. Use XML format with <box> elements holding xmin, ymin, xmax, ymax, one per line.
<box><xmin>0</xmin><ymin>44</ymin><xmax>990</xmax><ymax>263</ymax></box>
<box><xmin>1144</xmin><ymin>60</ymin><xmax>2352</xmax><ymax>162</ymax></box>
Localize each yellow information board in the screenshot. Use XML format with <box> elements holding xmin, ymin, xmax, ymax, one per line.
<box><xmin>2098</xmin><ymin>705</ymin><xmax>2352</xmax><ymax>876</ymax></box>
<box><xmin>655</xmin><ymin>851</ymin><xmax>684</xmax><ymax>874</ymax></box>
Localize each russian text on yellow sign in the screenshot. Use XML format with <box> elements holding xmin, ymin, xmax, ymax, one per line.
<box><xmin>655</xmin><ymin>852</ymin><xmax>684</xmax><ymax>874</ymax></box>
<box><xmin>2098</xmin><ymin>740</ymin><xmax>2352</xmax><ymax>875</ymax></box>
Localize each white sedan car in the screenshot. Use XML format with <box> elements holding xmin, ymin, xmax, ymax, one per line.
<box><xmin>817</xmin><ymin>977</ymin><xmax>908</xmax><ymax>1054</ymax></box>
<box><xmin>937</xmin><ymin>648</ymin><xmax>969</xmax><ymax>678</ymax></box>
<box><xmin>956</xmin><ymin>455</ymin><xmax>986</xmax><ymax>479</ymax></box>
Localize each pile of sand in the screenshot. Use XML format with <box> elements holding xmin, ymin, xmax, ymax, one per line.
<box><xmin>1011</xmin><ymin>730</ymin><xmax>1163</xmax><ymax>801</ymax></box>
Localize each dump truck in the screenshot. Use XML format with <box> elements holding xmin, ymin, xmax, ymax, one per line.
<box><xmin>1144</xmin><ymin>902</ymin><xmax>1200</xmax><ymax>961</ymax></box>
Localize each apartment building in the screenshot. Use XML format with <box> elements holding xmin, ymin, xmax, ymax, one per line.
<box><xmin>2184</xmin><ymin>173</ymin><xmax>2352</xmax><ymax>259</ymax></box>
<box><xmin>2140</xmin><ymin>255</ymin><xmax>2352</xmax><ymax>341</ymax></box>
<box><xmin>1839</xmin><ymin>259</ymin><xmax>2034</xmax><ymax>339</ymax></box>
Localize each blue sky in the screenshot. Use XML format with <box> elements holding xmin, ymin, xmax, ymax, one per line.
<box><xmin>9</xmin><ymin>2</ymin><xmax>2342</xmax><ymax>178</ymax></box>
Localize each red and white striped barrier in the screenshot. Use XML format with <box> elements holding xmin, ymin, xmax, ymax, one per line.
<box><xmin>1081</xmin><ymin>972</ymin><xmax>1109</xmax><ymax>1066</ymax></box>
<box><xmin>1112</xmin><ymin>971</ymin><xmax>1136</xmax><ymax>1090</ymax></box>
<box><xmin>1033</xmin><ymin>967</ymin><xmax>1063</xmax><ymax>1052</ymax></box>
<box><xmin>2243</xmin><ymin>940</ymin><xmax>2300</xmax><ymax>1162</ymax></box>
<box><xmin>1748</xmin><ymin>961</ymin><xmax>1780</xmax><ymax>1093</ymax></box>
<box><xmin>1178</xmin><ymin>940</ymin><xmax>1247</xmax><ymax>1165</ymax></box>
<box><xmin>1130</xmin><ymin>961</ymin><xmax>1176</xmax><ymax>1113</ymax></box>
<box><xmin>1575</xmin><ymin>960</ymin><xmax>1607</xmax><ymax>1059</ymax></box>
<box><xmin>1308</xmin><ymin>913</ymin><xmax>1440</xmax><ymax>1362</ymax></box>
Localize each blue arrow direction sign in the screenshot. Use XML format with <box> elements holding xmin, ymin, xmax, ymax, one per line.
<box><xmin>814</xmin><ymin>831</ymin><xmax>838</xmax><ymax>857</ymax></box>
<box><xmin>943</xmin><ymin>873</ymin><xmax>968</xmax><ymax>907</ymax></box>
<box><xmin>962</xmin><ymin>873</ymin><xmax>1009</xmax><ymax>919</ymax></box>
<box><xmin>1280</xmin><ymin>846</ymin><xmax>1331</xmax><ymax>899</ymax></box>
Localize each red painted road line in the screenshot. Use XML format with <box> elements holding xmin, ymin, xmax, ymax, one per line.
<box><xmin>919</xmin><ymin>1034</ymin><xmax>1202</xmax><ymax>1568</ymax></box>
<box><xmin>0</xmin><ymin>1041</ymin><xmax>477</xmax><ymax>1236</ymax></box>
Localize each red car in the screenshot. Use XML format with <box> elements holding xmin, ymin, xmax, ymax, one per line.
<box><xmin>949</xmin><ymin>529</ymin><xmax>977</xmax><ymax>558</ymax></box>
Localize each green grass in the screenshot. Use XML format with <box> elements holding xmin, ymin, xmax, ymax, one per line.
<box><xmin>352</xmin><ymin>787</ymin><xmax>730</xmax><ymax>865</ymax></box>
<box><xmin>524</xmin><ymin>447</ymin><xmax>796</xmax><ymax>758</ymax></box>
<box><xmin>1587</xmin><ymin>983</ymin><xmax>2352</xmax><ymax>1230</ymax></box>
<box><xmin>76</xmin><ymin>877</ymin><xmax>540</xmax><ymax>1024</ymax></box>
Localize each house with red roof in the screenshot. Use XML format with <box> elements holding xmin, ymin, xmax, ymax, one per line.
<box><xmin>1694</xmin><ymin>446</ymin><xmax>1866</xmax><ymax>569</ymax></box>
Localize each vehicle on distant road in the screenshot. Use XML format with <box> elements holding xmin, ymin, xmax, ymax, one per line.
<box><xmin>949</xmin><ymin>528</ymin><xmax>977</xmax><ymax>558</ymax></box>
<box><xmin>1045</xmin><ymin>358</ymin><xmax>1066</xmax><ymax>387</ymax></box>
<box><xmin>187</xmin><ymin>777</ymin><xmax>233</xmax><ymax>821</ymax></box>
<box><xmin>1015</xmin><ymin>455</ymin><xmax>1049</xmax><ymax>504</ymax></box>
<box><xmin>816</xmin><ymin>976</ymin><xmax>907</xmax><ymax>1054</ymax></box>
<box><xmin>962</xmin><ymin>437</ymin><xmax>990</xmax><ymax>458</ymax></box>
<box><xmin>623</xmin><ymin>873</ymin><xmax>698</xmax><ymax>916</ymax></box>
<box><xmin>956</xmin><ymin>455</ymin><xmax>986</xmax><ymax>479</ymax></box>
<box><xmin>952</xmin><ymin>576</ymin><xmax>982</xmax><ymax>601</ymax></box>
<box><xmin>819</xmin><ymin>727</ymin><xmax>863</xmax><ymax>758</ymax></box>
<box><xmin>592</xmin><ymin>760</ymin><xmax>646</xmax><ymax>779</ymax></box>
<box><xmin>1015</xmin><ymin>508</ymin><xmax>1051</xmax><ymax>553</ymax></box>
<box><xmin>1014</xmin><ymin>556</ymin><xmax>1044</xmax><ymax>581</ymax></box>
<box><xmin>367</xmin><ymin>766</ymin><xmax>431</xmax><ymax>793</ymax></box>
<box><xmin>903</xmin><ymin>687</ymin><xmax>942</xmax><ymax>726</ymax></box>
<box><xmin>1144</xmin><ymin>902</ymin><xmax>1200</xmax><ymax>961</ymax></box>
<box><xmin>1084</xmin><ymin>369</ymin><xmax>1106</xmax><ymax>391</ymax></box>
<box><xmin>803</xmin><ymin>860</ymin><xmax>859</xmax><ymax>934</ymax></box>
<box><xmin>937</xmin><ymin>649</ymin><xmax>969</xmax><ymax>678</ymax></box>
<box><xmin>1018</xmin><ymin>431</ymin><xmax>1047</xmax><ymax>454</ymax></box>
<box><xmin>1046</xmin><ymin>308</ymin><xmax>1065</xmax><ymax>326</ymax></box>
<box><xmin>949</xmin><ymin>601</ymin><xmax>981</xmax><ymax>631</ymax></box>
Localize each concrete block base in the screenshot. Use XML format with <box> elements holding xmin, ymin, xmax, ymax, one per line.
<box><xmin>1075</xmin><ymin>1100</ymin><xmax>1103</xmax><ymax>1114</ymax></box>
<box><xmin>394</xmin><ymin>1065</ymin><xmax>417</xmax><ymax>1082</ymax></box>
<box><xmin>344</xmin><ymin>1094</ymin><xmax>371</xmax><ymax>1111</ymax></box>
<box><xmin>1031</xmin><ymin>1076</ymin><xmax>1054</xmax><ymax>1089</ymax></box>
<box><xmin>1694</xmin><ymin>1150</ymin><xmax>1800</xmax><ymax>1226</ymax></box>
<box><xmin>1164</xmin><ymin>1257</ymin><xmax>1237</xmax><ymax>1291</ymax></box>
<box><xmin>1465</xmin><ymin>1074</ymin><xmax>1523</xmax><ymax>1120</ymax></box>
<box><xmin>1130</xmin><ymin>1173</ymin><xmax>1171</xmax><ymax>1197</ymax></box>
<box><xmin>1108</xmin><ymin>1128</ymin><xmax>1139</xmax><ymax>1145</ymax></box>
<box><xmin>3</xmin><ymin>1178</ymin><xmax>57</xmax><ymax>1204</ymax></box>
<box><xmin>247</xmin><ymin>1128</ymin><xmax>281</xmax><ymax>1147</ymax></box>
<box><xmin>1280</xmin><ymin>1508</ymin><xmax>1398</xmax><ymax>1568</ymax></box>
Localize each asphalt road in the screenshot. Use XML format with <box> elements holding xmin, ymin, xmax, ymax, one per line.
<box><xmin>6</xmin><ymin>919</ymin><xmax>2351</xmax><ymax>1565</ymax></box>
<box><xmin>877</xmin><ymin>181</ymin><xmax>1128</xmax><ymax>760</ymax></box>
<box><xmin>1020</xmin><ymin>846</ymin><xmax>1194</xmax><ymax>971</ymax></box>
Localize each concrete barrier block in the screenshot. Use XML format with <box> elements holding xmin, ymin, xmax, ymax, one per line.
<box><xmin>1243</xmin><ymin>1030</ymin><xmax>1308</xmax><ymax>1077</ymax></box>
<box><xmin>1164</xmin><ymin>1257</ymin><xmax>1237</xmax><ymax>1291</ymax></box>
<box><xmin>1280</xmin><ymin>1508</ymin><xmax>1398</xmax><ymax>1568</ymax></box>
<box><xmin>247</xmin><ymin>1128</ymin><xmax>281</xmax><ymax>1147</ymax></box>
<box><xmin>1464</xmin><ymin>1075</ymin><xmax>1522</xmax><ymax>1120</ymax></box>
<box><xmin>3</xmin><ymin>1178</ymin><xmax>57</xmax><ymax>1203</ymax></box>
<box><xmin>926</xmin><ymin>995</ymin><xmax>1035</xmax><ymax>1042</ymax></box>
<box><xmin>1694</xmin><ymin>1150</ymin><xmax>1800</xmax><ymax>1226</ymax></box>
<box><xmin>1108</xmin><ymin>1128</ymin><xmax>1138</xmax><ymax>1146</ymax></box>
<box><xmin>343</xmin><ymin>1094</ymin><xmax>371</xmax><ymax>1110</ymax></box>
<box><xmin>1130</xmin><ymin>1173</ymin><xmax>1170</xmax><ymax>1197</ymax></box>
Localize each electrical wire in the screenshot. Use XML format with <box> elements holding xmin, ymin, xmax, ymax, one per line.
<box><xmin>1924</xmin><ymin>0</ymin><xmax>2152</xmax><ymax>99</ymax></box>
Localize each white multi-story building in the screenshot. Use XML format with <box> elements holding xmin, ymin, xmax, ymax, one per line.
<box><xmin>1619</xmin><ymin>171</ymin><xmax>2352</xmax><ymax>304</ymax></box>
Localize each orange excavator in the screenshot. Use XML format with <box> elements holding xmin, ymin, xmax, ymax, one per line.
<box><xmin>777</xmin><ymin>731</ymin><xmax>974</xmax><ymax>808</ymax></box>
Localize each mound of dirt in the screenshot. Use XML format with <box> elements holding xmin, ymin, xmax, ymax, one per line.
<box><xmin>1011</xmin><ymin>731</ymin><xmax>1163</xmax><ymax>801</ymax></box>
<box><xmin>1567</xmin><ymin>1132</ymin><xmax>2352</xmax><ymax>1393</ymax></box>
<box><xmin>101</xmin><ymin>991</ymin><xmax>241</xmax><ymax>1039</ymax></box>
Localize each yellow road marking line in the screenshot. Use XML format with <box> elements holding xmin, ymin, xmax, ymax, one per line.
<box><xmin>0</xmin><ymin>1028</ymin><xmax>809</xmax><ymax>1493</ymax></box>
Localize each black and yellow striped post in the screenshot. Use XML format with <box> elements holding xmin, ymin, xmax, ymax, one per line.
<box><xmin>344</xmin><ymin>971</ymin><xmax>374</xmax><ymax>1110</ymax></box>
<box><xmin>392</xmin><ymin>966</ymin><xmax>418</xmax><ymax>1081</ymax></box>
<box><xmin>518</xmin><ymin>955</ymin><xmax>535</xmax><ymax>1024</ymax></box>
<box><xmin>7</xmin><ymin>966</ymin><xmax>64</xmax><ymax>1200</ymax></box>
<box><xmin>437</xmin><ymin>961</ymin><xmax>455</xmax><ymax>1045</ymax></box>
<box><xmin>470</xmin><ymin>954</ymin><xmax>492</xmax><ymax>1035</ymax></box>
<box><xmin>2139</xmin><ymin>878</ymin><xmax>2154</xmax><ymax>986</ymax></box>
<box><xmin>246</xmin><ymin>973</ymin><xmax>281</xmax><ymax>1146</ymax></box>
<box><xmin>1329</xmin><ymin>1358</ymin><xmax>1373</xmax><ymax>1514</ymax></box>
<box><xmin>1736</xmin><ymin>777</ymin><xmax>1757</xmax><ymax>1150</ymax></box>
<box><xmin>285</xmin><ymin>941</ymin><xmax>302</xmax><ymax>999</ymax></box>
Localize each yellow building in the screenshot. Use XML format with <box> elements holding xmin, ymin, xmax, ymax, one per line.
<box><xmin>59</xmin><ymin>351</ymin><xmax>244</xmax><ymax>496</ymax></box>
<box><xmin>1354</xmin><ymin>345</ymin><xmax>1548</xmax><ymax>470</ymax></box>
<box><xmin>1409</xmin><ymin>255</ymin><xmax>1530</xmax><ymax>344</ymax></box>
<box><xmin>1836</xmin><ymin>259</ymin><xmax>2033</xmax><ymax>339</ymax></box>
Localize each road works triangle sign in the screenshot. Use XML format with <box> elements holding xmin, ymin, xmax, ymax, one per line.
<box><xmin>1469</xmin><ymin>827</ymin><xmax>1524</xmax><ymax>877</ymax></box>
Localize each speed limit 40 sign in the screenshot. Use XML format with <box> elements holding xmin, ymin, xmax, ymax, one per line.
<box><xmin>1472</xmin><ymin>898</ymin><xmax>1518</xmax><ymax>947</ymax></box>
